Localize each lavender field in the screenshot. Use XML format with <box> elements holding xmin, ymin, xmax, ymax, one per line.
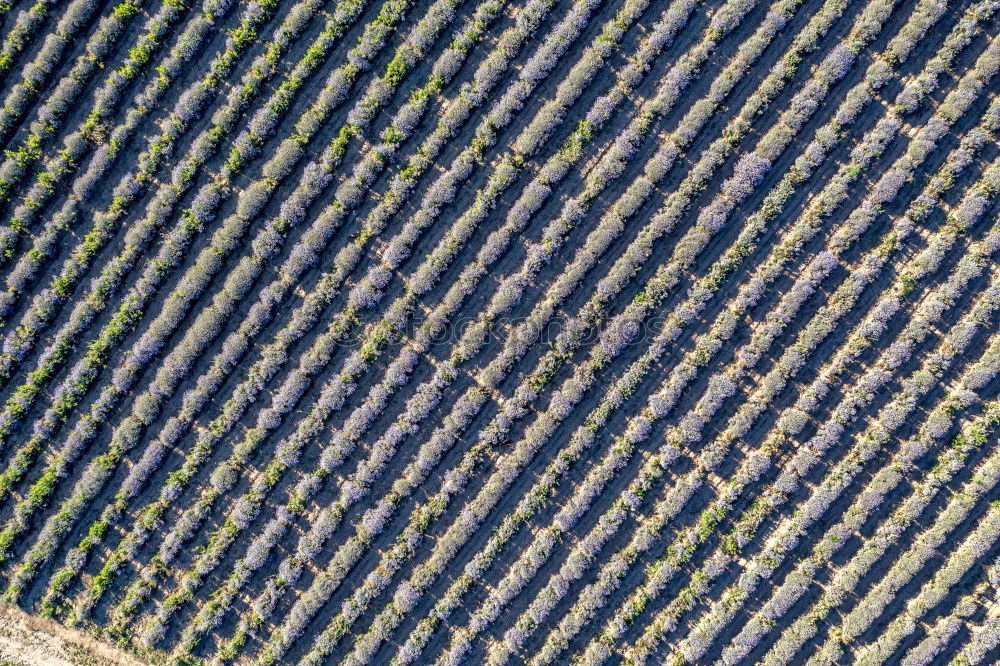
<box><xmin>0</xmin><ymin>0</ymin><xmax>995</xmax><ymax>663</ymax></box>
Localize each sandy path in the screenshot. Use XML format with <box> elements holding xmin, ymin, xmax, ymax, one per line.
<box><xmin>0</xmin><ymin>605</ymin><xmax>144</xmax><ymax>666</ymax></box>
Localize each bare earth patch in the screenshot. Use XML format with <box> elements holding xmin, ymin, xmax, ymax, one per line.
<box><xmin>0</xmin><ymin>605</ymin><xmax>144</xmax><ymax>666</ymax></box>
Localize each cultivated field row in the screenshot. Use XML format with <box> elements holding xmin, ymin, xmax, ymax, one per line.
<box><xmin>0</xmin><ymin>0</ymin><xmax>994</xmax><ymax>664</ymax></box>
